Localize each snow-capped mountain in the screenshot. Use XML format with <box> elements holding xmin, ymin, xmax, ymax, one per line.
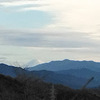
<box><xmin>24</xmin><ymin>59</ymin><xmax>44</xmax><ymax>70</ymax></box>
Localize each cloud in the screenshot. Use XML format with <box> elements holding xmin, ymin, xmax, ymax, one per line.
<box><xmin>0</xmin><ymin>28</ymin><xmax>99</xmax><ymax>49</ymax></box>
<box><xmin>0</xmin><ymin>0</ymin><xmax>43</xmax><ymax>7</ymax></box>
<box><xmin>0</xmin><ymin>0</ymin><xmax>100</xmax><ymax>62</ymax></box>
<box><xmin>1</xmin><ymin>0</ymin><xmax>100</xmax><ymax>40</ymax></box>
<box><xmin>0</xmin><ymin>57</ymin><xmax>6</xmax><ymax>60</ymax></box>
<box><xmin>0</xmin><ymin>0</ymin><xmax>100</xmax><ymax>53</ymax></box>
<box><xmin>0</xmin><ymin>57</ymin><xmax>7</xmax><ymax>62</ymax></box>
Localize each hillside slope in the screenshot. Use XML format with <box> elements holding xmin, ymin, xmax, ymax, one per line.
<box><xmin>0</xmin><ymin>74</ymin><xmax>100</xmax><ymax>100</ymax></box>
<box><xmin>0</xmin><ymin>63</ymin><xmax>34</xmax><ymax>77</ymax></box>
<box><xmin>57</xmin><ymin>68</ymin><xmax>100</xmax><ymax>81</ymax></box>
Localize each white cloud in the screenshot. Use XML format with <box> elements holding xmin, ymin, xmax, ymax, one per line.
<box><xmin>0</xmin><ymin>28</ymin><xmax>99</xmax><ymax>48</ymax></box>
<box><xmin>0</xmin><ymin>0</ymin><xmax>36</xmax><ymax>6</ymax></box>
<box><xmin>0</xmin><ymin>0</ymin><xmax>100</xmax><ymax>63</ymax></box>
<box><xmin>1</xmin><ymin>0</ymin><xmax>100</xmax><ymax>39</ymax></box>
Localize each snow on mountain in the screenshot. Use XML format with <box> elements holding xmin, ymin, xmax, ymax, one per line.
<box><xmin>24</xmin><ymin>59</ymin><xmax>44</xmax><ymax>69</ymax></box>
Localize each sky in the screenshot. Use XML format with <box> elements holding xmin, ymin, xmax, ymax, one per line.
<box><xmin>0</xmin><ymin>0</ymin><xmax>100</xmax><ymax>66</ymax></box>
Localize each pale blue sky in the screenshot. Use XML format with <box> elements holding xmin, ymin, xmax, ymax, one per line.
<box><xmin>0</xmin><ymin>0</ymin><xmax>100</xmax><ymax>66</ymax></box>
<box><xmin>0</xmin><ymin>9</ymin><xmax>52</xmax><ymax>29</ymax></box>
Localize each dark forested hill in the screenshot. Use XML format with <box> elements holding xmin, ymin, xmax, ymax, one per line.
<box><xmin>0</xmin><ymin>74</ymin><xmax>100</xmax><ymax>100</ymax></box>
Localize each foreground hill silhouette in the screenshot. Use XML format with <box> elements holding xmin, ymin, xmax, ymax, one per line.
<box><xmin>0</xmin><ymin>74</ymin><xmax>100</xmax><ymax>100</ymax></box>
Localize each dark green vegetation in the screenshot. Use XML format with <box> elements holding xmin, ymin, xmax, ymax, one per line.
<box><xmin>0</xmin><ymin>74</ymin><xmax>100</xmax><ymax>100</ymax></box>
<box><xmin>1</xmin><ymin>59</ymin><xmax>100</xmax><ymax>100</ymax></box>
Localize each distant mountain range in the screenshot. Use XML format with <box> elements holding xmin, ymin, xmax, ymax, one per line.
<box><xmin>0</xmin><ymin>59</ymin><xmax>100</xmax><ymax>89</ymax></box>
<box><xmin>26</xmin><ymin>59</ymin><xmax>100</xmax><ymax>72</ymax></box>
<box><xmin>32</xmin><ymin>70</ymin><xmax>99</xmax><ymax>88</ymax></box>
<box><xmin>0</xmin><ymin>63</ymin><xmax>33</xmax><ymax>77</ymax></box>
<box><xmin>57</xmin><ymin>68</ymin><xmax>100</xmax><ymax>81</ymax></box>
<box><xmin>24</xmin><ymin>59</ymin><xmax>100</xmax><ymax>88</ymax></box>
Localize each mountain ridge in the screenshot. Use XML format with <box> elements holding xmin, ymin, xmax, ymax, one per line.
<box><xmin>0</xmin><ymin>60</ymin><xmax>100</xmax><ymax>89</ymax></box>
<box><xmin>26</xmin><ymin>59</ymin><xmax>100</xmax><ymax>72</ymax></box>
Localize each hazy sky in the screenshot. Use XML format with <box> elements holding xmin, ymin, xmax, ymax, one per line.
<box><xmin>0</xmin><ymin>0</ymin><xmax>100</xmax><ymax>65</ymax></box>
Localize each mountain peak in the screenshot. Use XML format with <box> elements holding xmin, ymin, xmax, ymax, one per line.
<box><xmin>24</xmin><ymin>59</ymin><xmax>44</xmax><ymax>68</ymax></box>
<box><xmin>26</xmin><ymin>59</ymin><xmax>100</xmax><ymax>71</ymax></box>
